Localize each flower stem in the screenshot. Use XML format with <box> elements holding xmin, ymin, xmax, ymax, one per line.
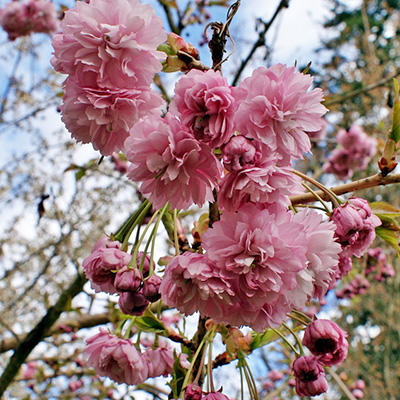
<box><xmin>282</xmin><ymin>322</ymin><xmax>304</xmax><ymax>355</ymax></box>
<box><xmin>271</xmin><ymin>328</ymin><xmax>300</xmax><ymax>357</ymax></box>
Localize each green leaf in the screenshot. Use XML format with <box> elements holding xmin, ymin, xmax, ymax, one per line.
<box><xmin>370</xmin><ymin>201</ymin><xmax>400</xmax><ymax>218</ymax></box>
<box><xmin>168</xmin><ymin>351</ymin><xmax>187</xmax><ymax>398</ymax></box>
<box><xmin>132</xmin><ymin>308</ymin><xmax>167</xmax><ymax>334</ymax></box>
<box><xmin>250</xmin><ymin>329</ymin><xmax>278</xmax><ymax>350</ymax></box>
<box><xmin>389</xmin><ymin>78</ymin><xmax>400</xmax><ymax>143</ymax></box>
<box><xmin>75</xmin><ymin>169</ymin><xmax>86</xmax><ymax>181</ymax></box>
<box><xmin>378</xmin><ymin>215</ymin><xmax>400</xmax><ymax>231</ymax></box>
<box><xmin>375</xmin><ymin>226</ymin><xmax>400</xmax><ymax>253</ymax></box>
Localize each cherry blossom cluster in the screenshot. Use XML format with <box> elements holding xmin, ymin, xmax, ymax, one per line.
<box><xmin>160</xmin><ymin>205</ymin><xmax>342</xmax><ymax>331</ymax></box>
<box><xmin>0</xmin><ymin>0</ymin><xmax>58</xmax><ymax>40</ymax></box>
<box><xmin>293</xmin><ymin>319</ymin><xmax>348</xmax><ymax>397</ymax></box>
<box><xmin>49</xmin><ymin>0</ymin><xmax>385</xmax><ymax>397</ymax></box>
<box><xmin>323</xmin><ymin>125</ymin><xmax>377</xmax><ymax>179</ymax></box>
<box><xmin>335</xmin><ymin>274</ymin><xmax>370</xmax><ymax>299</ymax></box>
<box><xmin>84</xmin><ymin>328</ymin><xmax>189</xmax><ymax>385</ymax></box>
<box><xmin>335</xmin><ymin>247</ymin><xmax>395</xmax><ymax>299</ymax></box>
<box><xmin>365</xmin><ymin>247</ymin><xmax>395</xmax><ymax>282</ymax></box>
<box><xmin>51</xmin><ymin>0</ymin><xmax>167</xmax><ymax>156</ymax></box>
<box><xmin>82</xmin><ymin>237</ymin><xmax>162</xmax><ymax>315</ymax></box>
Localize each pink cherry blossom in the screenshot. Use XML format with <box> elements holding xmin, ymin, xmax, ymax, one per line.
<box><xmin>352</xmin><ymin>389</ymin><xmax>364</xmax><ymax>399</ymax></box>
<box><xmin>160</xmin><ymin>252</ymin><xmax>235</xmax><ymax>318</ymax></box>
<box><xmin>219</xmin><ymin>136</ymin><xmax>304</xmax><ymax>211</ymax></box>
<box><xmin>114</xmin><ymin>266</ymin><xmax>142</xmax><ymax>292</ymax></box>
<box><xmin>338</xmin><ymin>256</ymin><xmax>353</xmax><ymax>279</ymax></box>
<box><xmin>302</xmin><ymin>319</ymin><xmax>348</xmax><ymax>367</ymax></box>
<box><xmin>125</xmin><ymin>113</ymin><xmax>223</xmax><ymax>210</ymax></box>
<box><xmin>235</xmin><ymin>64</ymin><xmax>327</xmax><ymax>165</ymax></box>
<box><xmin>292</xmin><ymin>356</ymin><xmax>328</xmax><ymax>397</ymax></box>
<box><xmin>331</xmin><ymin>197</ymin><xmax>381</xmax><ymax>257</ymax></box>
<box><xmin>267</xmin><ymin>370</ymin><xmax>284</xmax><ymax>382</ymax></box>
<box><xmin>84</xmin><ymin>328</ymin><xmax>148</xmax><ymax>385</ymax></box>
<box><xmin>201</xmin><ymin>204</ymin><xmax>310</xmax><ymax>330</ymax></box>
<box><xmin>51</xmin><ymin>0</ymin><xmax>166</xmax><ymax>89</ymax></box>
<box><xmin>169</xmin><ymin>69</ymin><xmax>245</xmax><ymax>148</ymax></box>
<box><xmin>142</xmin><ymin>275</ymin><xmax>162</xmax><ymax>302</ymax></box>
<box><xmin>0</xmin><ymin>2</ymin><xmax>29</xmax><ymax>41</ymax></box>
<box><xmin>83</xmin><ymin>237</ymin><xmax>131</xmax><ymax>294</ymax></box>
<box><xmin>293</xmin><ymin>210</ymin><xmax>341</xmax><ymax>299</ymax></box>
<box><xmin>61</xmin><ymin>75</ymin><xmax>164</xmax><ymax>156</ymax></box>
<box><xmin>144</xmin><ymin>345</ymin><xmax>189</xmax><ymax>378</ymax></box>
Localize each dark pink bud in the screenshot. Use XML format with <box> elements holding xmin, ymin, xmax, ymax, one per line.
<box><xmin>119</xmin><ymin>292</ymin><xmax>149</xmax><ymax>316</ymax></box>
<box><xmin>292</xmin><ymin>356</ymin><xmax>328</xmax><ymax>397</ymax></box>
<box><xmin>142</xmin><ymin>275</ymin><xmax>162</xmax><ymax>302</ymax></box>
<box><xmin>114</xmin><ymin>266</ymin><xmax>142</xmax><ymax>292</ymax></box>
<box><xmin>184</xmin><ymin>383</ymin><xmax>202</xmax><ymax>400</ymax></box>
<box><xmin>302</xmin><ymin>319</ymin><xmax>348</xmax><ymax>367</ymax></box>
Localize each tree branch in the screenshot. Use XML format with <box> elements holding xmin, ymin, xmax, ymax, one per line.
<box><xmin>0</xmin><ymin>273</ymin><xmax>87</xmax><ymax>397</ymax></box>
<box><xmin>290</xmin><ymin>172</ymin><xmax>400</xmax><ymax>205</ymax></box>
<box><xmin>324</xmin><ymin>68</ymin><xmax>400</xmax><ymax>107</ymax></box>
<box><xmin>231</xmin><ymin>0</ymin><xmax>290</xmax><ymax>86</ymax></box>
<box><xmin>0</xmin><ymin>312</ymin><xmax>111</xmax><ymax>354</ymax></box>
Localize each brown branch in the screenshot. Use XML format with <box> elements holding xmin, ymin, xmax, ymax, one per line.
<box><xmin>290</xmin><ymin>172</ymin><xmax>400</xmax><ymax>205</ymax></box>
<box><xmin>0</xmin><ymin>272</ymin><xmax>87</xmax><ymax>397</ymax></box>
<box><xmin>0</xmin><ymin>312</ymin><xmax>111</xmax><ymax>354</ymax></box>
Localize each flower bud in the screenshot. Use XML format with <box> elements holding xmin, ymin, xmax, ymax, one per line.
<box><xmin>184</xmin><ymin>383</ymin><xmax>203</xmax><ymax>400</ymax></box>
<box><xmin>302</xmin><ymin>319</ymin><xmax>348</xmax><ymax>367</ymax></box>
<box><xmin>142</xmin><ymin>275</ymin><xmax>162</xmax><ymax>302</ymax></box>
<box><xmin>119</xmin><ymin>292</ymin><xmax>149</xmax><ymax>316</ymax></box>
<box><xmin>114</xmin><ymin>266</ymin><xmax>142</xmax><ymax>292</ymax></box>
<box><xmin>292</xmin><ymin>356</ymin><xmax>328</xmax><ymax>397</ymax></box>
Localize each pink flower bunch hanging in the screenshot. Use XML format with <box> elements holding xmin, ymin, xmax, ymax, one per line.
<box><xmin>84</xmin><ymin>328</ymin><xmax>189</xmax><ymax>385</ymax></box>
<box><xmin>51</xmin><ymin>0</ymin><xmax>167</xmax><ymax>155</ymax></box>
<box><xmin>293</xmin><ymin>319</ymin><xmax>348</xmax><ymax>397</ymax></box>
<box><xmin>161</xmin><ymin>204</ymin><xmax>341</xmax><ymax>331</ymax></box>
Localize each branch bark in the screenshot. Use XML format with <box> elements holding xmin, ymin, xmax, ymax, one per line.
<box><xmin>0</xmin><ymin>272</ymin><xmax>87</xmax><ymax>397</ymax></box>
<box><xmin>290</xmin><ymin>172</ymin><xmax>400</xmax><ymax>205</ymax></box>
<box><xmin>0</xmin><ymin>312</ymin><xmax>111</xmax><ymax>354</ymax></box>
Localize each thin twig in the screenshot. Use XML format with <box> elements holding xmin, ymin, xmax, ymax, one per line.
<box><xmin>231</xmin><ymin>0</ymin><xmax>289</xmax><ymax>86</ymax></box>
<box><xmin>324</xmin><ymin>69</ymin><xmax>400</xmax><ymax>107</ymax></box>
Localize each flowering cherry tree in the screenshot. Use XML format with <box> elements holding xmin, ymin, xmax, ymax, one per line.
<box><xmin>1</xmin><ymin>0</ymin><xmax>400</xmax><ymax>399</ymax></box>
